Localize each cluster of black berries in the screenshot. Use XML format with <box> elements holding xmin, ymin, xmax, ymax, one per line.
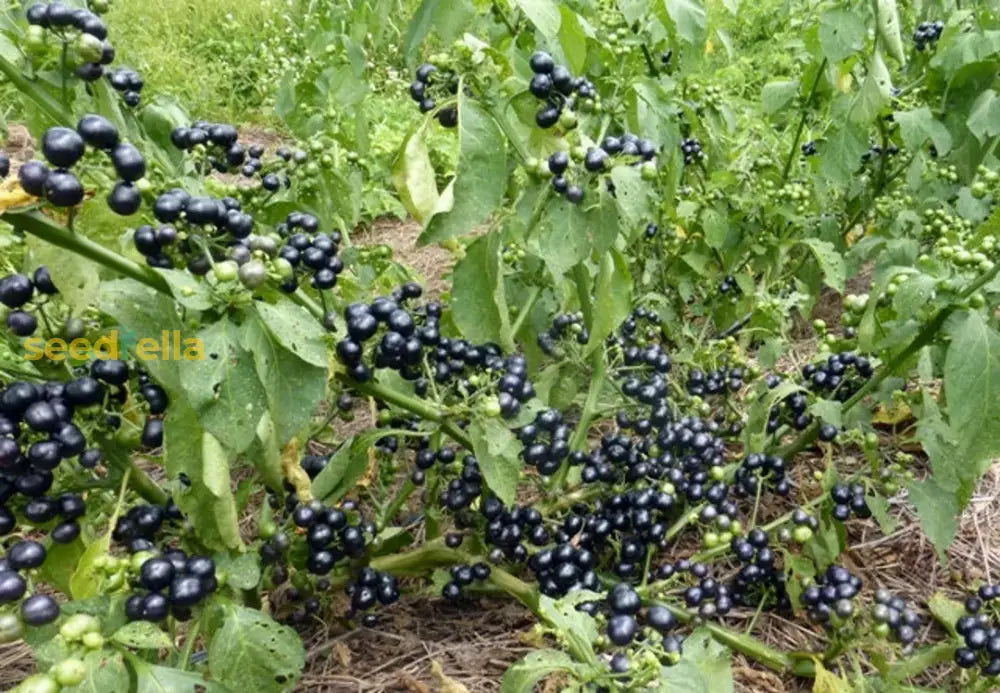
<box><xmin>801</xmin><ymin>140</ymin><xmax>818</xmax><ymax>157</ymax></box>
<box><xmin>830</xmin><ymin>483</ymin><xmax>871</xmax><ymax>521</ymax></box>
<box><xmin>138</xmin><ymin>191</ymin><xmax>254</xmax><ymax>270</ymax></box>
<box><xmin>527</xmin><ymin>51</ymin><xmax>596</xmax><ymax>128</ymax></box>
<box><xmin>25</xmin><ymin>3</ymin><xmax>117</xmax><ymax>84</ymax></box>
<box><xmin>288</xmin><ymin>499</ymin><xmax>371</xmax><ymax>576</ymax></box>
<box><xmin>861</xmin><ymin>142</ymin><xmax>900</xmax><ymax>164</ymax></box>
<box><xmin>954</xmin><ymin>586</ymin><xmax>1000</xmax><ymax>675</ymax></box>
<box><xmin>733</xmin><ymin>453</ymin><xmax>789</xmax><ymax>497</ymax></box>
<box><xmin>913</xmin><ymin>21</ymin><xmax>944</xmax><ymax>51</ymax></box>
<box><xmin>338</xmin><ymin>291</ymin><xmax>536</xmax><ymax>418</ymax></box>
<box><xmin>718</xmin><ymin>275</ymin><xmax>741</xmax><ymax>295</ymax></box>
<box><xmin>614</xmin><ymin>306</ymin><xmax>663</xmax><ymax>347</ymax></box>
<box><xmin>546</xmin><ymin>132</ymin><xmax>656</xmax><ymax>204</ymax></box>
<box><xmin>0</xmin><ymin>267</ymin><xmax>58</xmax><ymax>337</ymax></box>
<box><xmin>480</xmin><ymin>498</ymin><xmax>549</xmax><ymax>564</ymax></box>
<box><xmin>686</xmin><ymin>366</ymin><xmax>744</xmax><ymax>397</ymax></box>
<box><xmin>346</xmin><ymin>567</ymin><xmax>400</xmax><ymax>626</ymax></box>
<box><xmin>528</xmin><ymin>544</ymin><xmax>597</xmax><ymax>598</ymax></box>
<box><xmin>600</xmin><ymin>583</ymin><xmax>683</xmax><ymax>663</ymax></box>
<box><xmin>518</xmin><ymin>409</ymin><xmax>570</xmax><ymax>476</ymax></box>
<box><xmin>0</xmin><ymin>152</ymin><xmax>9</xmax><ymax>179</ymax></box>
<box><xmin>538</xmin><ymin>312</ymin><xmax>588</xmax><ymax>355</ymax></box>
<box><xmin>730</xmin><ymin>530</ymin><xmax>791</xmax><ymax>612</ymax></box>
<box><xmin>409</xmin><ymin>63</ymin><xmax>458</xmax><ymax>127</ymax></box>
<box><xmin>440</xmin><ymin>562</ymin><xmax>491</xmax><ymax>601</ymax></box>
<box><xmin>0</xmin><ymin>540</ymin><xmax>60</xmax><ymax>626</ymax></box>
<box><xmin>872</xmin><ymin>589</ymin><xmax>920</xmax><ymax>645</ymax></box>
<box><xmin>106</xmin><ymin>67</ymin><xmax>144</xmax><ymax>106</ymax></box>
<box><xmin>276</xmin><ymin>212</ymin><xmax>343</xmax><ymax>291</ymax></box>
<box><xmin>113</xmin><ymin>500</ymin><xmax>183</xmax><ymax>553</ymax></box>
<box><xmin>680</xmin><ymin>137</ymin><xmax>704</xmax><ymax>165</ymax></box>
<box><xmin>126</xmin><ymin>551</ymin><xmax>217</xmax><ymax>622</ymax></box>
<box><xmin>170</xmin><ymin>121</ymin><xmax>249</xmax><ymax>173</ymax></box>
<box><xmin>437</xmin><ymin>452</ymin><xmax>484</xmax><ymax>511</ymax></box>
<box><xmin>801</xmin><ymin>564</ymin><xmax>862</xmax><ymax>625</ymax></box>
<box><xmin>19</xmin><ymin>118</ymin><xmax>145</xmax><ymax>213</ymax></box>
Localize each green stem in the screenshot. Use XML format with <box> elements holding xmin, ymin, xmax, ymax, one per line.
<box><xmin>369</xmin><ymin>538</ymin><xmax>463</xmax><ymax>575</ymax></box>
<box><xmin>553</xmin><ymin>350</ymin><xmax>607</xmax><ymax>490</ymax></box>
<box><xmin>379</xmin><ymin>477</ymin><xmax>416</xmax><ymax>528</ymax></box>
<box><xmin>177</xmin><ymin>618</ymin><xmax>201</xmax><ymax>670</ymax></box>
<box><xmin>2</xmin><ymin>210</ymin><xmax>170</xmax><ymax>293</ymax></box>
<box><xmin>775</xmin><ymin>260</ymin><xmax>1000</xmax><ymax>459</ymax></box>
<box><xmin>781</xmin><ymin>58</ymin><xmax>827</xmax><ymax>183</ymax></box>
<box><xmin>103</xmin><ymin>442</ymin><xmax>169</xmax><ymax>506</ymax></box>
<box><xmin>509</xmin><ymin>286</ymin><xmax>541</xmax><ymax>339</ymax></box>
<box><xmin>345</xmin><ymin>378</ymin><xmax>473</xmax><ymax>450</ymax></box>
<box><xmin>640</xmin><ymin>44</ymin><xmax>659</xmax><ymax>77</ymax></box>
<box><xmin>0</xmin><ymin>54</ymin><xmax>68</xmax><ymax>125</ymax></box>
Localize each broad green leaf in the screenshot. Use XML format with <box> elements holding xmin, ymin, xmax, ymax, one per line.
<box><xmin>469</xmin><ymin>418</ymin><xmax>524</xmax><ymax>506</ymax></box>
<box><xmin>403</xmin><ymin>0</ymin><xmax>440</xmax><ymax>63</ymax></box>
<box><xmin>112</xmin><ymin>621</ymin><xmax>173</xmax><ymax>650</ymax></box>
<box><xmin>851</xmin><ymin>50</ymin><xmax>891</xmax><ymax>124</ymax></box>
<box><xmin>536</xmin><ymin>595</ymin><xmax>598</xmax><ymax>665</ymax></box>
<box><xmin>892</xmin><ymin>273</ymin><xmax>936</xmax><ymax>316</ymax></box>
<box><xmin>69</xmin><ymin>532</ymin><xmax>111</xmax><ymax>600</ymax></box>
<box><xmin>246</xmin><ymin>411</ymin><xmax>284</xmax><ymax>492</ymax></box>
<box><xmin>452</xmin><ymin>232</ymin><xmax>512</xmax><ymax>350</ymax></box>
<box><xmin>658</xmin><ymin>660</ymin><xmax>711</xmax><ymax>693</ymax></box>
<box><xmin>63</xmin><ymin>650</ymin><xmax>130</xmax><ymax>693</ymax></box>
<box><xmin>762</xmin><ymin>80</ymin><xmax>799</xmax><ymax>116</ymax></box>
<box><xmin>818</xmin><ymin>9</ymin><xmax>865</xmax><ymax>62</ymax></box>
<box><xmin>164</xmin><ymin>401</ymin><xmax>243</xmax><ymax>551</ymax></box>
<box><xmin>208</xmin><ymin>605</ymin><xmax>305</xmax><ymax>692</ymax></box>
<box><xmin>243</xmin><ymin>302</ymin><xmax>327</xmax><ymax>445</ymax></box>
<box><xmin>967</xmin><ymin>89</ymin><xmax>1000</xmax><ymax>143</ymax></box>
<box><xmin>392</xmin><ymin>121</ymin><xmax>439</xmax><ymax>223</ymax></box>
<box><xmin>513</xmin><ymin>0</ymin><xmax>561</xmax><ymax>41</ymax></box>
<box><xmin>663</xmin><ymin>0</ymin><xmax>707</xmax><ymax>45</ymax></box>
<box><xmin>675</xmin><ymin>628</ymin><xmax>734</xmax><ymax>693</ymax></box>
<box><xmin>702</xmin><ymin>207</ymin><xmax>736</xmax><ymax>250</ymax></box>
<box><xmin>809</xmin><ymin>399</ymin><xmax>842</xmax><ymax>428</ymax></box>
<box><xmin>501</xmin><ymin>649</ymin><xmax>579</xmax><ymax>693</ymax></box>
<box><xmin>420</xmin><ymin>96</ymin><xmax>507</xmax><ymax>245</ymax></box>
<box><xmin>530</xmin><ymin>192</ymin><xmax>619</xmax><ymax>279</ymax></box>
<box><xmin>798</xmin><ymin>239</ymin><xmax>845</xmax><ymax>292</ymax></box>
<box><xmin>558</xmin><ymin>6</ymin><xmax>587</xmax><ymax>74</ymax></box>
<box><xmin>896</xmin><ymin>107</ymin><xmax>953</xmax><ymax>156</ymax></box>
<box><xmin>908</xmin><ymin>478</ymin><xmax>959</xmax><ymax>564</ymax></box>
<box><xmin>944</xmin><ymin>311</ymin><xmax>1000</xmax><ymax>470</ymax></box>
<box><xmin>156</xmin><ymin>269</ymin><xmax>214</xmax><ymax>311</ymax></box>
<box><xmin>312</xmin><ymin>430</ymin><xmax>388</xmax><ymax>503</ymax></box>
<box><xmin>181</xmin><ymin>319</ymin><xmax>266</xmax><ymax>454</ymax></box>
<box><xmin>610</xmin><ymin>166</ymin><xmax>656</xmax><ymax>236</ymax></box>
<box><xmin>865</xmin><ymin>494</ymin><xmax>899</xmax><ymax>535</ymax></box>
<box><xmin>874</xmin><ymin>0</ymin><xmax>906</xmax><ymax>64</ymax></box>
<box><xmin>586</xmin><ymin>249</ymin><xmax>632</xmax><ymax>355</ymax></box>
<box><xmin>26</xmin><ymin>237</ymin><xmax>100</xmax><ymax>315</ymax></box>
<box><xmin>928</xmin><ymin>593</ymin><xmax>965</xmax><ymax>637</ymax></box>
<box><xmin>214</xmin><ymin>552</ymin><xmax>263</xmax><ymax>591</ymax></box>
<box><xmin>820</xmin><ymin>127</ymin><xmax>867</xmax><ymax>185</ymax></box>
<box><xmin>39</xmin><ymin>538</ymin><xmax>84</xmax><ymax>596</ymax></box>
<box><xmin>135</xmin><ymin>663</ymin><xmax>230</xmax><ymax>693</ymax></box>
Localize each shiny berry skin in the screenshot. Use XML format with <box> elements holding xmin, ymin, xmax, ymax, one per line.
<box><xmin>606</xmin><ymin>614</ymin><xmax>638</xmax><ymax>646</ymax></box>
<box><xmin>76</xmin><ymin>114</ymin><xmax>119</xmax><ymax>150</ymax></box>
<box><xmin>21</xmin><ymin>594</ymin><xmax>60</xmax><ymax>626</ymax></box>
<box><xmin>9</xmin><ymin>540</ymin><xmax>46</xmax><ymax>570</ymax></box>
<box><xmin>42</xmin><ymin>127</ymin><xmax>86</xmax><ymax>168</ymax></box>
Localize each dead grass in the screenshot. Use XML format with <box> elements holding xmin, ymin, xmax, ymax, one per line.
<box><xmin>354</xmin><ymin>218</ymin><xmax>454</xmax><ymax>298</ymax></box>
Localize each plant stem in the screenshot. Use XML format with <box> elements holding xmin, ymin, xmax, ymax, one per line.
<box><xmin>379</xmin><ymin>477</ymin><xmax>416</xmax><ymax>528</ymax></box>
<box><xmin>781</xmin><ymin>58</ymin><xmax>827</xmax><ymax>183</ymax></box>
<box><xmin>3</xmin><ymin>210</ymin><xmax>170</xmax><ymax>293</ymax></box>
<box><xmin>103</xmin><ymin>443</ymin><xmax>169</xmax><ymax>506</ymax></box>
<box><xmin>509</xmin><ymin>286</ymin><xmax>541</xmax><ymax>339</ymax></box>
<box><xmin>177</xmin><ymin>618</ymin><xmax>201</xmax><ymax>670</ymax></box>
<box><xmin>640</xmin><ymin>44</ymin><xmax>659</xmax><ymax>77</ymax></box>
<box><xmin>345</xmin><ymin>378</ymin><xmax>473</xmax><ymax>450</ymax></box>
<box><xmin>0</xmin><ymin>54</ymin><xmax>68</xmax><ymax>125</ymax></box>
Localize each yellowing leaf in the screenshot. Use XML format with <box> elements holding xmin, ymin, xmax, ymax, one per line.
<box><xmin>873</xmin><ymin>401</ymin><xmax>913</xmax><ymax>425</ymax></box>
<box><xmin>704</xmin><ymin>39</ymin><xmax>714</xmax><ymax>55</ymax></box>
<box><xmin>281</xmin><ymin>438</ymin><xmax>312</xmax><ymax>502</ymax></box>
<box><xmin>812</xmin><ymin>659</ymin><xmax>852</xmax><ymax>693</ymax></box>
<box><xmin>431</xmin><ymin>661</ymin><xmax>470</xmax><ymax>693</ymax></box>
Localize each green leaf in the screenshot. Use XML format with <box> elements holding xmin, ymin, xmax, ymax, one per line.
<box><xmin>164</xmin><ymin>401</ymin><xmax>243</xmax><ymax>551</ymax></box>
<box><xmin>874</xmin><ymin>0</ymin><xmax>906</xmax><ymax>64</ymax></box>
<box><xmin>586</xmin><ymin>249</ymin><xmax>632</xmax><ymax>355</ymax></box>
<box><xmin>112</xmin><ymin>621</ymin><xmax>173</xmax><ymax>650</ymax></box>
<box><xmin>663</xmin><ymin>0</ymin><xmax>707</xmax><ymax>45</ymax></box>
<box><xmin>798</xmin><ymin>239</ymin><xmax>845</xmax><ymax>292</ymax></box>
<box><xmin>818</xmin><ymin>9</ymin><xmax>865</xmax><ymax>62</ymax></box>
<box><xmin>452</xmin><ymin>232</ymin><xmax>512</xmax><ymax>350</ymax></box>
<box><xmin>809</xmin><ymin>399</ymin><xmax>842</xmax><ymax>428</ymax></box>
<box><xmin>207</xmin><ymin>605</ymin><xmax>305</xmax><ymax>693</ymax></box>
<box><xmin>312</xmin><ymin>430</ymin><xmax>388</xmax><ymax>503</ymax></box>
<box><xmin>968</xmin><ymin>89</ymin><xmax>1000</xmax><ymax>143</ymax></box>
<box><xmin>403</xmin><ymin>0</ymin><xmax>440</xmax><ymax>63</ymax></box>
<box><xmin>865</xmin><ymin>493</ymin><xmax>899</xmax><ymax>535</ymax></box>
<box><xmin>62</xmin><ymin>650</ymin><xmax>131</xmax><ymax>693</ymax></box>
<box><xmin>558</xmin><ymin>6</ymin><xmax>587</xmax><ymax>74</ymax></box>
<box><xmin>530</xmin><ymin>193</ymin><xmax>619</xmax><ymax>279</ymax></box>
<box><xmin>762</xmin><ymin>80</ymin><xmax>799</xmax><ymax>116</ymax></box>
<box><xmin>135</xmin><ymin>663</ymin><xmax>230</xmax><ymax>693</ymax></box>
<box><xmin>820</xmin><ymin>127</ymin><xmax>867</xmax><ymax>185</ymax></box>
<box><xmin>513</xmin><ymin>0</ymin><xmax>561</xmax><ymax>41</ymax></box>
<box><xmin>944</xmin><ymin>311</ymin><xmax>1000</xmax><ymax>470</ymax></box>
<box><xmin>812</xmin><ymin>660</ymin><xmax>853</xmax><ymax>693</ymax></box>
<box><xmin>420</xmin><ymin>95</ymin><xmax>507</xmax><ymax>245</ymax></box>
<box><xmin>851</xmin><ymin>50</ymin><xmax>891</xmax><ymax>124</ymax></box>
<box><xmin>181</xmin><ymin>319</ymin><xmax>266</xmax><ymax>454</ymax></box>
<box><xmin>536</xmin><ymin>595</ymin><xmax>598</xmax><ymax>665</ymax></box>
<box><xmin>69</xmin><ymin>533</ymin><xmax>111</xmax><ymax>600</ymax></box>
<box><xmin>26</xmin><ymin>237</ymin><xmax>100</xmax><ymax>315</ymax></box>
<box><xmin>501</xmin><ymin>649</ymin><xmax>580</xmax><ymax>693</ymax></box>
<box><xmin>896</xmin><ymin>107</ymin><xmax>953</xmax><ymax>156</ymax></box>
<box><xmin>156</xmin><ymin>269</ymin><xmax>214</xmax><ymax>311</ymax></box>
<box><xmin>469</xmin><ymin>418</ymin><xmax>524</xmax><ymax>506</ymax></box>
<box><xmin>908</xmin><ymin>478</ymin><xmax>959</xmax><ymax>564</ymax></box>
<box><xmin>243</xmin><ymin>301</ymin><xmax>327</xmax><ymax>445</ymax></box>
<box><xmin>39</xmin><ymin>538</ymin><xmax>84</xmax><ymax>596</ymax></box>
<box><xmin>610</xmin><ymin>166</ymin><xmax>655</xmax><ymax>235</ymax></box>
<box><xmin>892</xmin><ymin>273</ymin><xmax>936</xmax><ymax>316</ymax></box>
<box><xmin>677</xmin><ymin>628</ymin><xmax>734</xmax><ymax>692</ymax></box>
<box><xmin>392</xmin><ymin>122</ymin><xmax>439</xmax><ymax>223</ymax></box>
<box><xmin>214</xmin><ymin>552</ymin><xmax>263</xmax><ymax>591</ymax></box>
<box><xmin>928</xmin><ymin>592</ymin><xmax>965</xmax><ymax>637</ymax></box>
